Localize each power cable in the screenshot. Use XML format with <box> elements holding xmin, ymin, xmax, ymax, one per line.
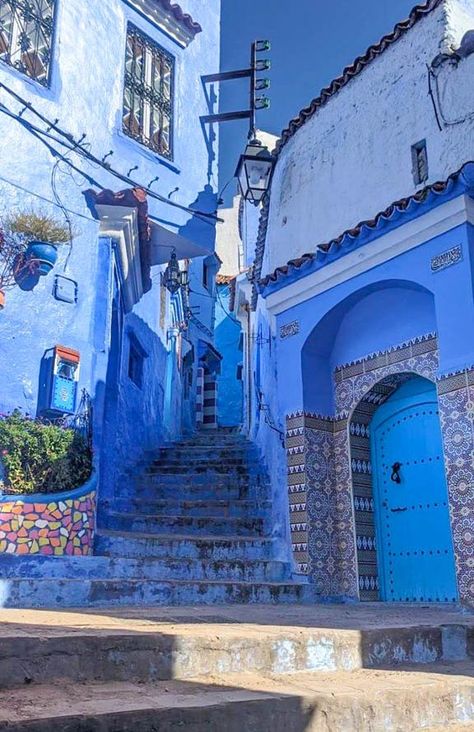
<box><xmin>0</xmin><ymin>82</ymin><xmax>222</xmax><ymax>224</ymax></box>
<box><xmin>0</xmin><ymin>172</ymin><xmax>95</xmax><ymax>222</ymax></box>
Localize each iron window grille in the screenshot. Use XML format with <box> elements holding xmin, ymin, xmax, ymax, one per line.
<box><xmin>123</xmin><ymin>24</ymin><xmax>174</xmax><ymax>160</ymax></box>
<box><xmin>0</xmin><ymin>0</ymin><xmax>56</xmax><ymax>86</ymax></box>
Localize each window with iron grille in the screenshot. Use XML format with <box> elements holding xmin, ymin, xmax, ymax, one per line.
<box><xmin>0</xmin><ymin>0</ymin><xmax>56</xmax><ymax>86</ymax></box>
<box><xmin>123</xmin><ymin>24</ymin><xmax>174</xmax><ymax>160</ymax></box>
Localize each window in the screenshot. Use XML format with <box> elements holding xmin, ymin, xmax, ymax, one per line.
<box><xmin>123</xmin><ymin>24</ymin><xmax>174</xmax><ymax>159</ymax></box>
<box><xmin>412</xmin><ymin>140</ymin><xmax>429</xmax><ymax>185</ymax></box>
<box><xmin>202</xmin><ymin>261</ymin><xmax>209</xmax><ymax>290</ymax></box>
<box><xmin>0</xmin><ymin>0</ymin><xmax>57</xmax><ymax>86</ymax></box>
<box><xmin>128</xmin><ymin>336</ymin><xmax>145</xmax><ymax>388</ymax></box>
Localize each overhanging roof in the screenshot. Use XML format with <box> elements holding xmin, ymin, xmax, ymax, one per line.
<box><xmin>150</xmin><ymin>222</ymin><xmax>212</xmax><ymax>264</ymax></box>
<box><xmin>260</xmin><ymin>162</ymin><xmax>474</xmax><ymax>295</ymax></box>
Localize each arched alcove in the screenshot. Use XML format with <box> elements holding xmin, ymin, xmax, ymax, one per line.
<box><xmin>301</xmin><ymin>280</ymin><xmax>436</xmax><ymax>416</ymax></box>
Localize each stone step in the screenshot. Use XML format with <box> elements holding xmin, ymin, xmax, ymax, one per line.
<box><xmin>144</xmin><ymin>464</ymin><xmax>259</xmax><ymax>475</ymax></box>
<box><xmin>156</xmin><ymin>445</ymin><xmax>259</xmax><ymax>455</ymax></box>
<box><xmin>100</xmin><ymin>497</ymin><xmax>272</xmax><ymax>518</ymax></box>
<box><xmin>0</xmin><ymin>606</ymin><xmax>472</xmax><ymax>687</ymax></box>
<box><xmin>149</xmin><ymin>461</ymin><xmax>262</xmax><ymax>472</ymax></box>
<box><xmin>126</xmin><ymin>479</ymin><xmax>269</xmax><ymax>501</ymax></box>
<box><xmin>0</xmin><ymin>554</ymin><xmax>292</xmax><ymax>582</ymax></box>
<box><xmin>100</xmin><ymin>511</ymin><xmax>269</xmax><ymax>537</ymax></box>
<box><xmin>95</xmin><ymin>530</ymin><xmax>277</xmax><ymax>560</ymax></box>
<box><xmin>2</xmin><ymin>663</ymin><xmax>474</xmax><ymax>731</ymax></box>
<box><xmin>1</xmin><ymin>577</ymin><xmax>317</xmax><ymax>609</ymax></box>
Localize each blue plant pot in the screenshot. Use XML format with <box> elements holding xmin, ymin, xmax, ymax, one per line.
<box><xmin>26</xmin><ymin>241</ymin><xmax>58</xmax><ymax>276</ymax></box>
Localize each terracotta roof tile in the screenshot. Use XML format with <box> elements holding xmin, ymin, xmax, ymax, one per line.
<box><xmin>275</xmin><ymin>0</ymin><xmax>442</xmax><ymax>155</ymax></box>
<box><xmin>154</xmin><ymin>0</ymin><xmax>202</xmax><ymax>37</ymax></box>
<box><xmin>259</xmin><ymin>162</ymin><xmax>474</xmax><ymax>289</ymax></box>
<box><xmin>251</xmin><ymin>0</ymin><xmax>445</xmax><ymax>305</ymax></box>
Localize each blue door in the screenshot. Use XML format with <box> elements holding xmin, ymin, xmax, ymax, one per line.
<box><xmin>371</xmin><ymin>377</ymin><xmax>458</xmax><ymax>602</ymax></box>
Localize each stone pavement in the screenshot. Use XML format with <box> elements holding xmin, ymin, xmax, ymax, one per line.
<box><xmin>1</xmin><ymin>603</ymin><xmax>474</xmax><ymax>730</ymax></box>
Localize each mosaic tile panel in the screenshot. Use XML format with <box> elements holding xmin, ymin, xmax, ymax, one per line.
<box><xmin>286</xmin><ymin>333</ymin><xmax>474</xmax><ymax>604</ymax></box>
<box><xmin>0</xmin><ymin>490</ymin><xmax>96</xmax><ymax>556</ymax></box>
<box><xmin>350</xmin><ymin>401</ymin><xmax>378</xmax><ymax>601</ymax></box>
<box><xmin>438</xmin><ymin>368</ymin><xmax>474</xmax><ymax>605</ymax></box>
<box><xmin>286</xmin><ymin>413</ymin><xmax>308</xmax><ymax>574</ymax></box>
<box><xmin>303</xmin><ymin>419</ymin><xmax>358</xmax><ymax>599</ymax></box>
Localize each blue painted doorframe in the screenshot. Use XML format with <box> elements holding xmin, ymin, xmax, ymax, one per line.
<box><xmin>370</xmin><ymin>377</ymin><xmax>458</xmax><ymax>603</ymax></box>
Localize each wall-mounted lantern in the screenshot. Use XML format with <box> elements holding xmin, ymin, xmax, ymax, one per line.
<box><xmin>235</xmin><ymin>138</ymin><xmax>274</xmax><ymax>206</ymax></box>
<box><xmin>163</xmin><ymin>249</ymin><xmax>189</xmax><ymax>294</ymax></box>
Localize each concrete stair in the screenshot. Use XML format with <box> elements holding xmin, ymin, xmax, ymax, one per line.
<box><xmin>0</xmin><ymin>431</ymin><xmax>308</xmax><ymax>609</ymax></box>
<box><xmin>1</xmin><ymin>604</ymin><xmax>474</xmax><ymax>730</ymax></box>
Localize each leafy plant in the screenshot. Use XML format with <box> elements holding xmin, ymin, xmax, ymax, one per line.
<box><xmin>0</xmin><ymin>227</ymin><xmax>30</xmax><ymax>293</ymax></box>
<box><xmin>0</xmin><ymin>411</ymin><xmax>92</xmax><ymax>495</ymax></box>
<box><xmin>7</xmin><ymin>211</ymin><xmax>72</xmax><ymax>245</ymax></box>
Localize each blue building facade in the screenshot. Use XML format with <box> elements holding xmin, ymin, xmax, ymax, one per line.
<box><xmin>236</xmin><ymin>0</ymin><xmax>474</xmax><ymax>605</ymax></box>
<box><xmin>214</xmin><ymin>276</ymin><xmax>243</xmax><ymax>428</ymax></box>
<box><xmin>0</xmin><ymin>0</ymin><xmax>221</xmax><ymax>495</ymax></box>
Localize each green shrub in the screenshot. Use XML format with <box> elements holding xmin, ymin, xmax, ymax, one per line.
<box><xmin>6</xmin><ymin>211</ymin><xmax>72</xmax><ymax>244</ymax></box>
<box><xmin>0</xmin><ymin>411</ymin><xmax>92</xmax><ymax>495</ymax></box>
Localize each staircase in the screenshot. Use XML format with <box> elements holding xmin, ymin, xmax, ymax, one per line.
<box><xmin>0</xmin><ymin>432</ymin><xmax>315</xmax><ymax>608</ymax></box>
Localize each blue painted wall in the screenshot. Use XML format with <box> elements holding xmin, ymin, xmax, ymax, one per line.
<box><xmin>0</xmin><ymin>0</ymin><xmax>221</xmax><ymax>496</ymax></box>
<box><xmin>268</xmin><ymin>217</ymin><xmax>474</xmax><ymax>418</ymax></box>
<box><xmin>215</xmin><ymin>283</ymin><xmax>243</xmax><ymax>426</ymax></box>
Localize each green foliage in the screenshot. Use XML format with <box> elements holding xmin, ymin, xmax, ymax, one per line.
<box><xmin>6</xmin><ymin>211</ymin><xmax>72</xmax><ymax>245</ymax></box>
<box><xmin>0</xmin><ymin>411</ymin><xmax>92</xmax><ymax>495</ymax></box>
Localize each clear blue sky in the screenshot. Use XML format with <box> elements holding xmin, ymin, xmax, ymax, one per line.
<box><xmin>219</xmin><ymin>0</ymin><xmax>416</xmax><ymax>202</ymax></box>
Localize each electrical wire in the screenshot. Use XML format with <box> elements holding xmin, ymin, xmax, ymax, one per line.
<box><xmin>0</xmin><ymin>172</ymin><xmax>95</xmax><ymax>222</ymax></box>
<box><xmin>0</xmin><ymin>82</ymin><xmax>223</xmax><ymax>224</ymax></box>
<box><xmin>428</xmin><ymin>59</ymin><xmax>474</xmax><ymax>127</ymax></box>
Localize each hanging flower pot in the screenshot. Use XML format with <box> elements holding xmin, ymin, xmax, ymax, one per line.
<box><xmin>6</xmin><ymin>211</ymin><xmax>73</xmax><ymax>278</ymax></box>
<box><xmin>25</xmin><ymin>241</ymin><xmax>58</xmax><ymax>276</ymax></box>
<box><xmin>0</xmin><ymin>290</ymin><xmax>5</xmax><ymax>310</ymax></box>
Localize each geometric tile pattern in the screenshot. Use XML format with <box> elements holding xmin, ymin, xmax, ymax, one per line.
<box><xmin>285</xmin><ymin>413</ymin><xmax>308</xmax><ymax>574</ymax></box>
<box><xmin>0</xmin><ymin>490</ymin><xmax>96</xmax><ymax>556</ymax></box>
<box><xmin>437</xmin><ymin>367</ymin><xmax>474</xmax><ymax>604</ymax></box>
<box><xmin>286</xmin><ymin>332</ymin><xmax>474</xmax><ymax>603</ymax></box>
<box><xmin>350</xmin><ymin>402</ymin><xmax>379</xmax><ymax>601</ymax></box>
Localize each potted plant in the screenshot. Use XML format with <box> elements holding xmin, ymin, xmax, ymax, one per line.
<box><xmin>7</xmin><ymin>211</ymin><xmax>71</xmax><ymax>276</ymax></box>
<box><xmin>0</xmin><ymin>226</ymin><xmax>31</xmax><ymax>309</ymax></box>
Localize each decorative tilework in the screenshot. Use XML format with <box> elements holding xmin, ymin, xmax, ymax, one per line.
<box><xmin>285</xmin><ymin>413</ymin><xmax>308</xmax><ymax>574</ymax></box>
<box><xmin>0</xmin><ymin>488</ymin><xmax>96</xmax><ymax>556</ymax></box>
<box><xmin>286</xmin><ymin>334</ymin><xmax>474</xmax><ymax>603</ymax></box>
<box><xmin>437</xmin><ymin>368</ymin><xmax>474</xmax><ymax>604</ymax></box>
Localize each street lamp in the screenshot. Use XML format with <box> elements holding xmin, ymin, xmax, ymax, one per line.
<box><xmin>235</xmin><ymin>138</ymin><xmax>274</xmax><ymax>206</ymax></box>
<box><xmin>163</xmin><ymin>249</ymin><xmax>188</xmax><ymax>294</ymax></box>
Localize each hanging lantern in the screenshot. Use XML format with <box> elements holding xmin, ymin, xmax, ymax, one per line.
<box><xmin>163</xmin><ymin>249</ymin><xmax>189</xmax><ymax>294</ymax></box>
<box><xmin>235</xmin><ymin>139</ymin><xmax>274</xmax><ymax>206</ymax></box>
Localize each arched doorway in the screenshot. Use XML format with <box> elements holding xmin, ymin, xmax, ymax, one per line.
<box><xmin>350</xmin><ymin>374</ymin><xmax>458</xmax><ymax>602</ymax></box>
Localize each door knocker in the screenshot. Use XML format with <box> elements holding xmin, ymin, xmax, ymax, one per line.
<box><xmin>390</xmin><ymin>462</ymin><xmax>402</xmax><ymax>484</ymax></box>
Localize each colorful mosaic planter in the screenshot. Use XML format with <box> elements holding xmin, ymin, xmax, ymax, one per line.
<box><xmin>0</xmin><ymin>475</ymin><xmax>96</xmax><ymax>556</ymax></box>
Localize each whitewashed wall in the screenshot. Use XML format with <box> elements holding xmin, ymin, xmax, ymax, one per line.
<box><xmin>262</xmin><ymin>0</ymin><xmax>474</xmax><ymax>277</ymax></box>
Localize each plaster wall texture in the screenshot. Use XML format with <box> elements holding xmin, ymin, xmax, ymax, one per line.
<box><xmin>214</xmin><ymin>283</ymin><xmax>242</xmax><ymax>427</ymax></box>
<box><xmin>251</xmin><ymin>296</ymin><xmax>293</xmax><ymax>564</ymax></box>
<box><xmin>262</xmin><ymin>0</ymin><xmax>474</xmax><ymax>278</ymax></box>
<box><xmin>0</xmin><ymin>0</ymin><xmax>221</xmax><ymax>488</ymax></box>
<box><xmin>215</xmin><ymin>195</ymin><xmax>242</xmax><ymax>276</ymax></box>
<box><xmin>273</xmin><ymin>219</ymin><xmax>474</xmax><ymax>417</ymax></box>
